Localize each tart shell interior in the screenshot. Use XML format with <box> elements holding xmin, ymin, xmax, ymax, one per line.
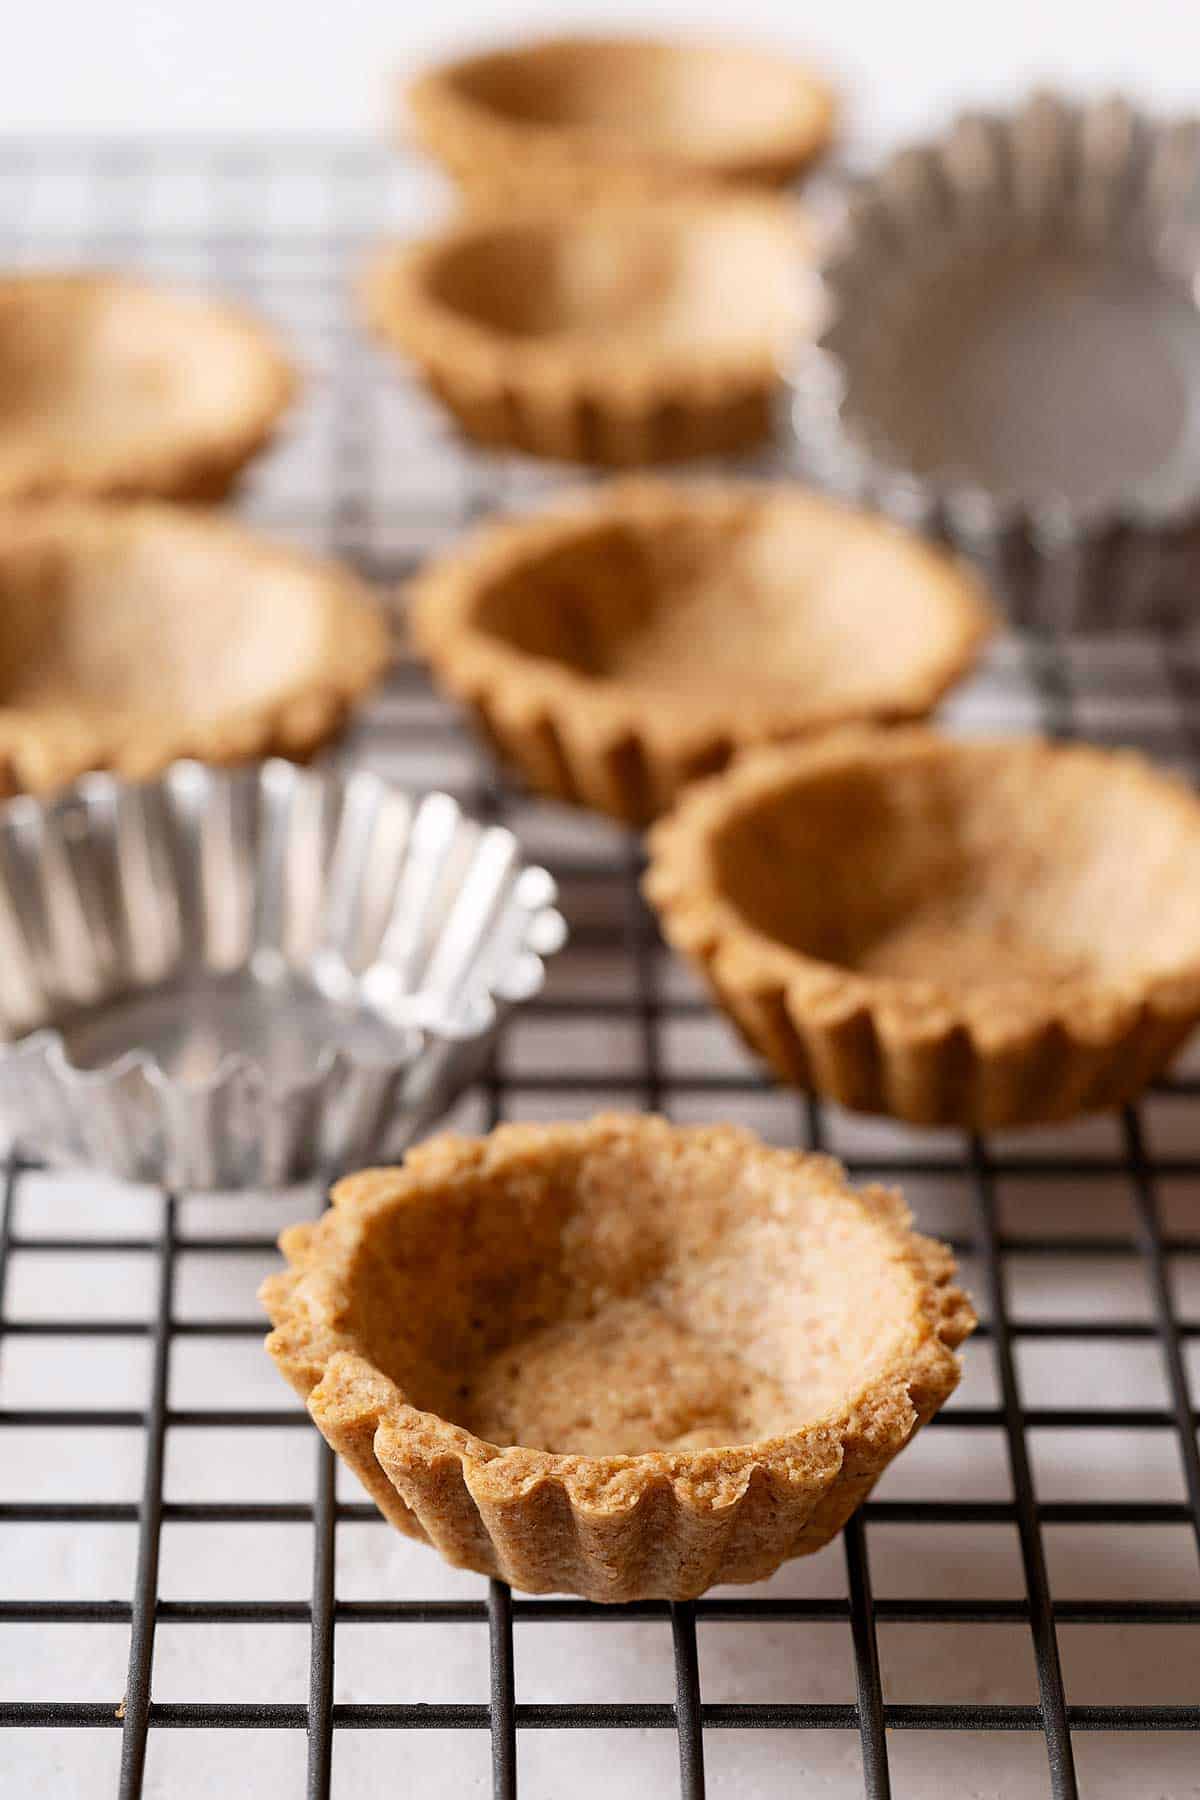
<box><xmin>416</xmin><ymin>205</ymin><xmax>796</xmax><ymax>354</ymax></box>
<box><xmin>434</xmin><ymin>37</ymin><xmax>830</xmax><ymax>167</ymax></box>
<box><xmin>471</xmin><ymin>498</ymin><xmax>984</xmax><ymax>713</ymax></box>
<box><xmin>0</xmin><ymin>273</ymin><xmax>292</xmax><ymax>500</ymax></box>
<box><xmin>0</xmin><ymin>503</ymin><xmax>388</xmax><ymax>791</ymax></box>
<box><xmin>709</xmin><ymin>737</ymin><xmax>1200</xmax><ymax>1005</ymax></box>
<box><xmin>1</xmin><ymin>513</ymin><xmax>344</xmax><ymax>724</ymax></box>
<box><xmin>342</xmin><ymin>1128</ymin><xmax>928</xmax><ymax>1458</ymax></box>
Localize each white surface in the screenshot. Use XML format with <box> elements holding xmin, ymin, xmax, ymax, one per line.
<box><xmin>0</xmin><ymin>0</ymin><xmax>1198</xmax><ymax>148</ymax></box>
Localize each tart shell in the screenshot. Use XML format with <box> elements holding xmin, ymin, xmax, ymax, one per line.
<box><xmin>0</xmin><ymin>272</ymin><xmax>295</xmax><ymax>503</ymax></box>
<box><xmin>645</xmin><ymin>729</ymin><xmax>1200</xmax><ymax>1128</ymax></box>
<box><xmin>363</xmin><ymin>197</ymin><xmax>806</xmax><ymax>467</ymax></box>
<box><xmin>406</xmin><ymin>36</ymin><xmax>836</xmax><ymax>205</ymax></box>
<box><xmin>409</xmin><ymin>480</ymin><xmax>992</xmax><ymax>824</ymax></box>
<box><xmin>0</xmin><ymin>502</ymin><xmax>390</xmax><ymax>797</ymax></box>
<box><xmin>261</xmin><ymin>1115</ymin><xmax>973</xmax><ymax>1602</ymax></box>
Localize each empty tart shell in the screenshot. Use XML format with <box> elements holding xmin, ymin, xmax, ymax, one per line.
<box><xmin>646</xmin><ymin>728</ymin><xmax>1200</xmax><ymax>1129</ymax></box>
<box><xmin>0</xmin><ymin>502</ymin><xmax>390</xmax><ymax>796</ymax></box>
<box><xmin>262</xmin><ymin>1114</ymin><xmax>973</xmax><ymax>1602</ymax></box>
<box><xmin>0</xmin><ymin>272</ymin><xmax>295</xmax><ymax>502</ymax></box>
<box><xmin>409</xmin><ymin>480</ymin><xmax>992</xmax><ymax>823</ymax></box>
<box><xmin>365</xmin><ymin>196</ymin><xmax>808</xmax><ymax>466</ymax></box>
<box><xmin>406</xmin><ymin>35</ymin><xmax>836</xmax><ymax>205</ymax></box>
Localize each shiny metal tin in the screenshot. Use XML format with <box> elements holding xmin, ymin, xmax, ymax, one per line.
<box><xmin>788</xmin><ymin>93</ymin><xmax>1200</xmax><ymax>630</ymax></box>
<box><xmin>0</xmin><ymin>760</ymin><xmax>565</xmax><ymax>1189</ymax></box>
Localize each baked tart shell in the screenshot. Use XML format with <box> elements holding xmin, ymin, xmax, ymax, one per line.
<box><xmin>364</xmin><ymin>196</ymin><xmax>806</xmax><ymax>468</ymax></box>
<box><xmin>0</xmin><ymin>501</ymin><xmax>390</xmax><ymax>797</ymax></box>
<box><xmin>0</xmin><ymin>272</ymin><xmax>295</xmax><ymax>503</ymax></box>
<box><xmin>406</xmin><ymin>35</ymin><xmax>836</xmax><ymax>205</ymax></box>
<box><xmin>262</xmin><ymin>1115</ymin><xmax>972</xmax><ymax>1601</ymax></box>
<box><xmin>409</xmin><ymin>480</ymin><xmax>992</xmax><ymax>824</ymax></box>
<box><xmin>646</xmin><ymin>729</ymin><xmax>1200</xmax><ymax>1128</ymax></box>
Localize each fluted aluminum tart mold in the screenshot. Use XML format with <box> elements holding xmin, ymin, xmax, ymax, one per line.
<box><xmin>789</xmin><ymin>93</ymin><xmax>1200</xmax><ymax>630</ymax></box>
<box><xmin>0</xmin><ymin>760</ymin><xmax>565</xmax><ymax>1188</ymax></box>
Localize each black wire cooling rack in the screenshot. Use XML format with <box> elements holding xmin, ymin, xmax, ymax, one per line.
<box><xmin>1</xmin><ymin>138</ymin><xmax>1199</xmax><ymax>1800</ymax></box>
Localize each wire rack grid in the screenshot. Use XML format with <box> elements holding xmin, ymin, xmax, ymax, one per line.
<box><xmin>0</xmin><ymin>138</ymin><xmax>1199</xmax><ymax>1800</ymax></box>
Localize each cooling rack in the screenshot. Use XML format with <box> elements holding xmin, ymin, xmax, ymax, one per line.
<box><xmin>0</xmin><ymin>138</ymin><xmax>1198</xmax><ymax>1800</ymax></box>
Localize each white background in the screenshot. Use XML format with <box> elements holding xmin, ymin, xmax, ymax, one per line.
<box><xmin>2</xmin><ymin>0</ymin><xmax>1199</xmax><ymax>147</ymax></box>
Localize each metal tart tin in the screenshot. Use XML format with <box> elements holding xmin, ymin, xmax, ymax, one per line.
<box><xmin>0</xmin><ymin>760</ymin><xmax>565</xmax><ymax>1189</ymax></box>
<box><xmin>788</xmin><ymin>93</ymin><xmax>1200</xmax><ymax>630</ymax></box>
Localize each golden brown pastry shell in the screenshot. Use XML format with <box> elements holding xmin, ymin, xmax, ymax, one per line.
<box><xmin>0</xmin><ymin>272</ymin><xmax>295</xmax><ymax>503</ymax></box>
<box><xmin>646</xmin><ymin>728</ymin><xmax>1200</xmax><ymax>1128</ymax></box>
<box><xmin>409</xmin><ymin>480</ymin><xmax>992</xmax><ymax>823</ymax></box>
<box><xmin>262</xmin><ymin>1114</ymin><xmax>972</xmax><ymax>1602</ymax></box>
<box><xmin>406</xmin><ymin>35</ymin><xmax>836</xmax><ymax>205</ymax></box>
<box><xmin>364</xmin><ymin>196</ymin><xmax>806</xmax><ymax>467</ymax></box>
<box><xmin>0</xmin><ymin>501</ymin><xmax>390</xmax><ymax>796</ymax></box>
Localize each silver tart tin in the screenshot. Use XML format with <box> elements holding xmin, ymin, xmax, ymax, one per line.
<box><xmin>788</xmin><ymin>93</ymin><xmax>1200</xmax><ymax>630</ymax></box>
<box><xmin>0</xmin><ymin>760</ymin><xmax>565</xmax><ymax>1188</ymax></box>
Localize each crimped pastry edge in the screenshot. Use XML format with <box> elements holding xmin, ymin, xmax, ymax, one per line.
<box><xmin>408</xmin><ymin>479</ymin><xmax>993</xmax><ymax>823</ymax></box>
<box><xmin>645</xmin><ymin>728</ymin><xmax>1200</xmax><ymax>1128</ymax></box>
<box><xmin>261</xmin><ymin>1114</ymin><xmax>973</xmax><ymax>1601</ymax></box>
<box><xmin>0</xmin><ymin>500</ymin><xmax>391</xmax><ymax>797</ymax></box>
<box><xmin>405</xmin><ymin>35</ymin><xmax>837</xmax><ymax>205</ymax></box>
<box><xmin>0</xmin><ymin>271</ymin><xmax>296</xmax><ymax>503</ymax></box>
<box><xmin>363</xmin><ymin>196</ymin><xmax>804</xmax><ymax>467</ymax></box>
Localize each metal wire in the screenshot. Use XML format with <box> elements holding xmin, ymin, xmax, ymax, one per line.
<box><xmin>0</xmin><ymin>137</ymin><xmax>1197</xmax><ymax>1796</ymax></box>
<box><xmin>968</xmin><ymin>1142</ymin><xmax>1078</xmax><ymax>1797</ymax></box>
<box><xmin>116</xmin><ymin>1196</ymin><xmax>176</xmax><ymax>1798</ymax></box>
<box><xmin>487</xmin><ymin>1581</ymin><xmax>518</xmax><ymax>1800</ymax></box>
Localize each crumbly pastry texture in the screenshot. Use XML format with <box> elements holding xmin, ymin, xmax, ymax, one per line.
<box><xmin>646</xmin><ymin>728</ymin><xmax>1200</xmax><ymax>1128</ymax></box>
<box><xmin>406</xmin><ymin>36</ymin><xmax>836</xmax><ymax>205</ymax></box>
<box><xmin>364</xmin><ymin>196</ymin><xmax>806</xmax><ymax>467</ymax></box>
<box><xmin>262</xmin><ymin>1114</ymin><xmax>973</xmax><ymax>1602</ymax></box>
<box><xmin>0</xmin><ymin>502</ymin><xmax>390</xmax><ymax>796</ymax></box>
<box><xmin>0</xmin><ymin>271</ymin><xmax>294</xmax><ymax>503</ymax></box>
<box><xmin>409</xmin><ymin>480</ymin><xmax>991</xmax><ymax>823</ymax></box>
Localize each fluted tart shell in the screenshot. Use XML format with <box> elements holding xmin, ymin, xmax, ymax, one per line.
<box><xmin>646</xmin><ymin>729</ymin><xmax>1200</xmax><ymax>1128</ymax></box>
<box><xmin>0</xmin><ymin>502</ymin><xmax>390</xmax><ymax>796</ymax></box>
<box><xmin>365</xmin><ymin>196</ymin><xmax>807</xmax><ymax>466</ymax></box>
<box><xmin>409</xmin><ymin>480</ymin><xmax>991</xmax><ymax>823</ymax></box>
<box><xmin>261</xmin><ymin>1114</ymin><xmax>972</xmax><ymax>1602</ymax></box>
<box><xmin>0</xmin><ymin>272</ymin><xmax>294</xmax><ymax>502</ymax></box>
<box><xmin>406</xmin><ymin>35</ymin><xmax>836</xmax><ymax>205</ymax></box>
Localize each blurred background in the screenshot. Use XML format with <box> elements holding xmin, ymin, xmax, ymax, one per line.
<box><xmin>4</xmin><ymin>0</ymin><xmax>1197</xmax><ymax>148</ymax></box>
